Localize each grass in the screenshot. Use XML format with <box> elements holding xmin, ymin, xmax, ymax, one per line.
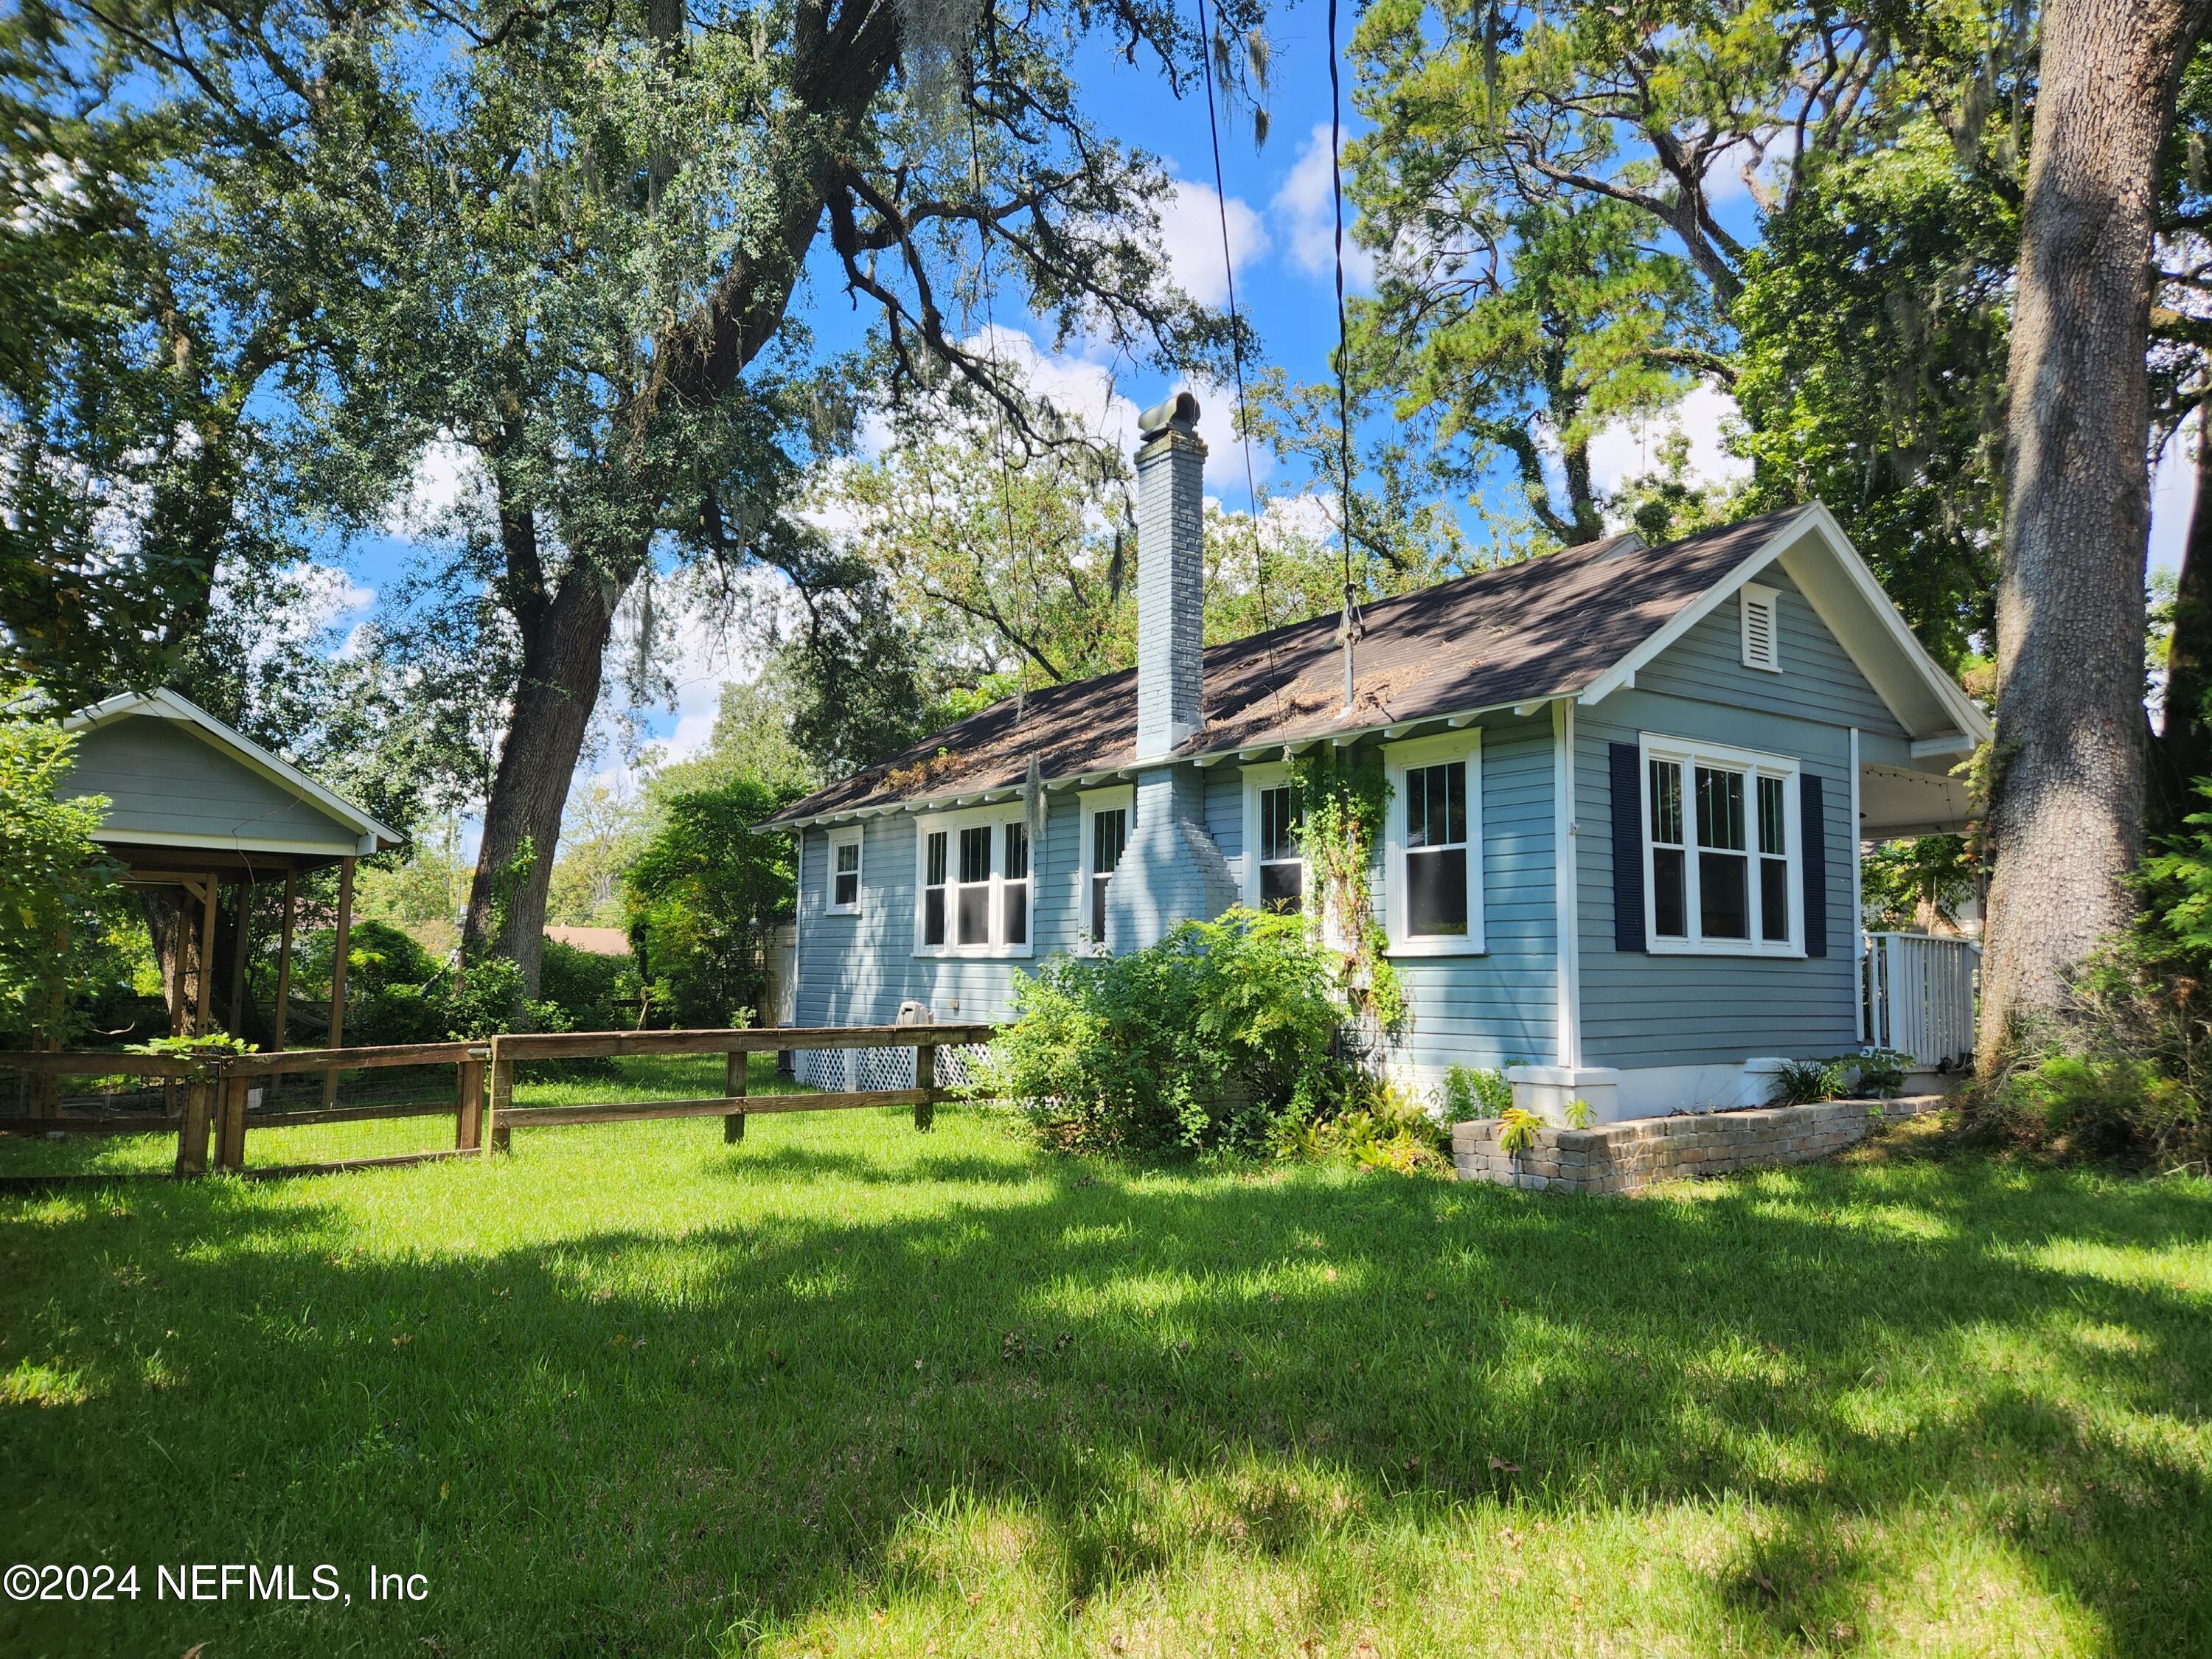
<box><xmin>1</xmin><ymin>1063</ymin><xmax>2209</xmax><ymax>1658</ymax></box>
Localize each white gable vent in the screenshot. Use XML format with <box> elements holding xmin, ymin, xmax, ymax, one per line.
<box><xmin>1739</xmin><ymin>582</ymin><xmax>1781</xmax><ymax>672</ymax></box>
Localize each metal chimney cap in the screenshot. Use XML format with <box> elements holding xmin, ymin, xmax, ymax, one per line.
<box><xmin>1136</xmin><ymin>391</ymin><xmax>1201</xmax><ymax>439</ymax></box>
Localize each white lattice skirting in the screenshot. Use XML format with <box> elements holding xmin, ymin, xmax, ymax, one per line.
<box><xmin>796</xmin><ymin>1043</ymin><xmax>991</xmax><ymax>1093</ymax></box>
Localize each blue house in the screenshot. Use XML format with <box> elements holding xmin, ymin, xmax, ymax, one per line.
<box><xmin>759</xmin><ymin>393</ymin><xmax>1989</xmax><ymax>1120</ymax></box>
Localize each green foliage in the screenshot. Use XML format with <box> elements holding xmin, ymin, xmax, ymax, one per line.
<box><xmin>1496</xmin><ymin>1105</ymin><xmax>1544</xmax><ymax>1156</ymax></box>
<box><xmin>537</xmin><ymin>940</ymin><xmax>638</xmax><ymax>1034</ymax></box>
<box><xmin>0</xmin><ymin>696</ymin><xmax>124</xmax><ymax>1048</ymax></box>
<box><xmin>1562</xmin><ymin>1098</ymin><xmax>1596</xmax><ymax>1131</ymax></box>
<box><xmin>1851</xmin><ymin>1049</ymin><xmax>1915</xmax><ymax>1099</ymax></box>
<box><xmin>1770</xmin><ymin>1058</ymin><xmax>1848</xmax><ymax>1107</ymax></box>
<box><xmin>1289</xmin><ymin>749</ymin><xmax>1405</xmax><ymax>1036</ymax></box>
<box><xmin>1733</xmin><ymin>119</ymin><xmax>2014</xmax><ymax>665</ymax></box>
<box><xmin>1300</xmin><ymin>1076</ymin><xmax>1451</xmax><ymax>1174</ymax></box>
<box><xmin>627</xmin><ymin>774</ymin><xmax>799</xmax><ymax>1029</ymax></box>
<box><xmin>985</xmin><ymin>908</ymin><xmax>1349</xmax><ymax>1158</ymax></box>
<box><xmin>1441</xmin><ymin>1063</ymin><xmax>1512</xmax><ymax>1119</ymax></box>
<box><xmin>1980</xmin><ymin>1052</ymin><xmax>2207</xmax><ymax>1174</ymax></box>
<box><xmin>1861</xmin><ymin>835</ymin><xmax>1979</xmax><ymax>932</ymax></box>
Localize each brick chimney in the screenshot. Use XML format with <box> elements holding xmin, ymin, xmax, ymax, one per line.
<box><xmin>1105</xmin><ymin>391</ymin><xmax>1238</xmax><ymax>951</ymax></box>
<box><xmin>1134</xmin><ymin>391</ymin><xmax>1206</xmax><ymax>758</ymax></box>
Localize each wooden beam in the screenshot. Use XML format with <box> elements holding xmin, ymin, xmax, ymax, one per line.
<box><xmin>493</xmin><ymin>1023</ymin><xmax>995</xmax><ymax>1060</ymax></box>
<box><xmin>322</xmin><ymin>855</ymin><xmax>355</xmax><ymax>1107</ymax></box>
<box><xmin>175</xmin><ymin>1081</ymin><xmax>212</xmax><ymax>1178</ymax></box>
<box><xmin>216</xmin><ymin>1074</ymin><xmax>249</xmax><ymax>1171</ymax></box>
<box><xmin>914</xmin><ymin>1045</ymin><xmax>936</xmax><ymax>1132</ymax></box>
<box><xmin>454</xmin><ymin>1055</ymin><xmax>485</xmax><ymax>1151</ymax></box>
<box><xmin>723</xmin><ymin>1048</ymin><xmax>746</xmax><ymax>1143</ymax></box>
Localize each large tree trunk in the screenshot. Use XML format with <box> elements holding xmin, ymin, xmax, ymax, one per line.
<box><xmin>1980</xmin><ymin>0</ymin><xmax>2212</xmax><ymax>1071</ymax></box>
<box><xmin>2157</xmin><ymin>401</ymin><xmax>2212</xmax><ymax>820</ymax></box>
<box><xmin>463</xmin><ymin>560</ymin><xmax>629</xmax><ymax>999</ymax></box>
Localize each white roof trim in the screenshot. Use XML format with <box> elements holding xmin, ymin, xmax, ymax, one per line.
<box><xmin>66</xmin><ymin>688</ymin><xmax>405</xmax><ymax>848</ymax></box>
<box><xmin>1575</xmin><ymin>502</ymin><xmax>1992</xmax><ymax>745</ymax></box>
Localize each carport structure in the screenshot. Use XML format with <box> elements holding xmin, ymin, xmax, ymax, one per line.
<box><xmin>61</xmin><ymin>689</ymin><xmax>404</xmax><ymax>1098</ymax></box>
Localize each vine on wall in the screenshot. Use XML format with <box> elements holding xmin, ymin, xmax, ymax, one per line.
<box><xmin>1290</xmin><ymin>749</ymin><xmax>1405</xmax><ymax>1038</ymax></box>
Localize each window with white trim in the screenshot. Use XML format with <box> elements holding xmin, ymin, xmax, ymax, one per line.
<box><xmin>1079</xmin><ymin>785</ymin><xmax>1133</xmax><ymax>947</ymax></box>
<box><xmin>1382</xmin><ymin>731</ymin><xmax>1484</xmax><ymax>956</ymax></box>
<box><xmin>912</xmin><ymin>807</ymin><xmax>1034</xmax><ymax>958</ymax></box>
<box><xmin>1739</xmin><ymin>582</ymin><xmax>1781</xmax><ymax>672</ymax></box>
<box><xmin>1643</xmin><ymin>734</ymin><xmax>1801</xmax><ymax>956</ymax></box>
<box><xmin>827</xmin><ymin>827</ymin><xmax>862</xmax><ymax>916</ymax></box>
<box><xmin>1241</xmin><ymin>763</ymin><xmax>1305</xmax><ymax>914</ymax></box>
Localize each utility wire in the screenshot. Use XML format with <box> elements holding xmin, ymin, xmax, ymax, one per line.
<box><xmin>1195</xmin><ymin>0</ymin><xmax>1289</xmax><ymax>723</ymax></box>
<box><xmin>1325</xmin><ymin>0</ymin><xmax>1363</xmax><ymax>711</ymax></box>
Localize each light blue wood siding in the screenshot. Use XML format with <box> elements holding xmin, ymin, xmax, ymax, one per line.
<box><xmin>64</xmin><ymin>717</ymin><xmax>359</xmax><ymax>849</ymax></box>
<box><xmin>1575</xmin><ymin>690</ymin><xmax>1860</xmax><ymax>1068</ymax></box>
<box><xmin>1632</xmin><ymin>568</ymin><xmax>1905</xmax><ymax>738</ymax></box>
<box><xmin>1371</xmin><ymin>712</ymin><xmax>1560</xmax><ymax>1071</ymax></box>
<box><xmin>793</xmin><ymin>796</ymin><xmax>1080</xmax><ymax>1028</ymax></box>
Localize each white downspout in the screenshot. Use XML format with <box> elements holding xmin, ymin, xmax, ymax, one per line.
<box><xmin>1848</xmin><ymin>727</ymin><xmax>1864</xmax><ymax>1046</ymax></box>
<box><xmin>1551</xmin><ymin>699</ymin><xmax>1581</xmax><ymax>1071</ymax></box>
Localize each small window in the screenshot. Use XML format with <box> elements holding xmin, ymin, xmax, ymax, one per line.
<box><xmin>1089</xmin><ymin>805</ymin><xmax>1128</xmax><ymax>944</ymax></box>
<box><xmin>827</xmin><ymin>829</ymin><xmax>862</xmax><ymax>915</ymax></box>
<box><xmin>922</xmin><ymin>830</ymin><xmax>947</xmax><ymax>946</ymax></box>
<box><xmin>1740</xmin><ymin>582</ymin><xmax>1780</xmax><ymax>672</ymax></box>
<box><xmin>956</xmin><ymin>824</ymin><xmax>992</xmax><ymax>946</ymax></box>
<box><xmin>1256</xmin><ymin>783</ymin><xmax>1304</xmax><ymax>913</ymax></box>
<box><xmin>1641</xmin><ymin>735</ymin><xmax>1800</xmax><ymax>955</ymax></box>
<box><xmin>1002</xmin><ymin>821</ymin><xmax>1029</xmax><ymax>946</ymax></box>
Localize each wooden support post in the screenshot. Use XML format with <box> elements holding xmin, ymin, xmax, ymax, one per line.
<box><xmin>269</xmin><ymin>870</ymin><xmax>296</xmax><ymax>1099</ymax></box>
<box><xmin>454</xmin><ymin>1052</ymin><xmax>486</xmax><ymax>1151</ymax></box>
<box><xmin>914</xmin><ymin>1045</ymin><xmax>936</xmax><ymax>1132</ymax></box>
<box><xmin>175</xmin><ymin>1079</ymin><xmax>213</xmax><ymax>1178</ymax></box>
<box><xmin>195</xmin><ymin>875</ymin><xmax>219</xmax><ymax>1036</ymax></box>
<box><xmin>487</xmin><ymin>1042</ymin><xmax>512</xmax><ymax>1155</ymax></box>
<box><xmin>215</xmin><ymin>1073</ymin><xmax>249</xmax><ymax>1172</ymax></box>
<box><xmin>723</xmin><ymin>1048</ymin><xmax>747</xmax><ymax>1143</ymax></box>
<box><xmin>227</xmin><ymin>880</ymin><xmax>251</xmax><ymax>1037</ymax></box>
<box><xmin>322</xmin><ymin>856</ymin><xmax>355</xmax><ymax>1107</ymax></box>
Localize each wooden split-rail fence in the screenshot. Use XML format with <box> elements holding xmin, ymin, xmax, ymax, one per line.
<box><xmin>0</xmin><ymin>1023</ymin><xmax>997</xmax><ymax>1183</ymax></box>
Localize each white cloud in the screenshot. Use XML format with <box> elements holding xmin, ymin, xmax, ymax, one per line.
<box><xmin>1157</xmin><ymin>178</ymin><xmax>1270</xmax><ymax>307</ymax></box>
<box><xmin>1586</xmin><ymin>384</ymin><xmax>1752</xmax><ymax>495</ymax></box>
<box><xmin>383</xmin><ymin>434</ymin><xmax>493</xmax><ymax>542</ymax></box>
<box><xmin>1270</xmin><ymin>123</ymin><xmax>1377</xmax><ymax>292</ymax></box>
<box><xmin>2151</xmin><ymin>416</ymin><xmax>2197</xmax><ymax>577</ymax></box>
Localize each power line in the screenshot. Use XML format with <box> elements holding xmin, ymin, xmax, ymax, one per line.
<box><xmin>1325</xmin><ymin>0</ymin><xmax>1363</xmax><ymax>712</ymax></box>
<box><xmin>1194</xmin><ymin>0</ymin><xmax>1288</xmax><ymax>720</ymax></box>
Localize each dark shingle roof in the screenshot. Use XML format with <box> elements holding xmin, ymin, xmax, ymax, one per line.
<box><xmin>762</xmin><ymin>506</ymin><xmax>1806</xmax><ymax>828</ymax></box>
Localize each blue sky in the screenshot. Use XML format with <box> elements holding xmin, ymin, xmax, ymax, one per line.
<box><xmin>330</xmin><ymin>1</ymin><xmax>2197</xmax><ymax>800</ymax></box>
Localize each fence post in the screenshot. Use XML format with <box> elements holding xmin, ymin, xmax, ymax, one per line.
<box><xmin>215</xmin><ymin>1071</ymin><xmax>249</xmax><ymax>1172</ymax></box>
<box><xmin>724</xmin><ymin>1048</ymin><xmax>747</xmax><ymax>1143</ymax></box>
<box><xmin>487</xmin><ymin>1040</ymin><xmax>512</xmax><ymax>1155</ymax></box>
<box><xmin>175</xmin><ymin>1078</ymin><xmax>213</xmax><ymax>1178</ymax></box>
<box><xmin>913</xmin><ymin>1043</ymin><xmax>936</xmax><ymax>1133</ymax></box>
<box><xmin>455</xmin><ymin>1049</ymin><xmax>487</xmax><ymax>1152</ymax></box>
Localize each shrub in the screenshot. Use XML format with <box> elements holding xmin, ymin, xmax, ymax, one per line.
<box><xmin>1441</xmin><ymin>1063</ymin><xmax>1512</xmax><ymax>1119</ymax></box>
<box><xmin>1496</xmin><ymin>1105</ymin><xmax>1545</xmax><ymax>1155</ymax></box>
<box><xmin>1848</xmin><ymin>1048</ymin><xmax>1913</xmax><ymax>1098</ymax></box>
<box><xmin>984</xmin><ymin>908</ymin><xmax>1348</xmax><ymax>1157</ymax></box>
<box><xmin>1302</xmin><ymin>1077</ymin><xmax>1451</xmax><ymax>1173</ymax></box>
<box><xmin>1770</xmin><ymin>1057</ymin><xmax>1846</xmax><ymax>1106</ymax></box>
<box><xmin>538</xmin><ymin>939</ymin><xmax>638</xmax><ymax>1032</ymax></box>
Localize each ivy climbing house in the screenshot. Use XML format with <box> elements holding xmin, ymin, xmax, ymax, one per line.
<box><xmin>759</xmin><ymin>394</ymin><xmax>1988</xmax><ymax>1118</ymax></box>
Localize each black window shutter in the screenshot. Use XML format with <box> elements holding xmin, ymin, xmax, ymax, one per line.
<box><xmin>1609</xmin><ymin>742</ymin><xmax>1646</xmax><ymax>953</ymax></box>
<box><xmin>1801</xmin><ymin>771</ymin><xmax>1828</xmax><ymax>959</ymax></box>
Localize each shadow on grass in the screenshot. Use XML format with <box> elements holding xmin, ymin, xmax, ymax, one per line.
<box><xmin>3</xmin><ymin>1119</ymin><xmax>2209</xmax><ymax>1656</ymax></box>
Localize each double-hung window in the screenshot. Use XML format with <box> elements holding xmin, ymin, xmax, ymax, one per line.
<box><xmin>1382</xmin><ymin>732</ymin><xmax>1484</xmax><ymax>956</ymax></box>
<box><xmin>1242</xmin><ymin>764</ymin><xmax>1305</xmax><ymax>914</ymax></box>
<box><xmin>913</xmin><ymin>809</ymin><xmax>1035</xmax><ymax>959</ymax></box>
<box><xmin>1642</xmin><ymin>734</ymin><xmax>1800</xmax><ymax>955</ymax></box>
<box><xmin>1080</xmin><ymin>785</ymin><xmax>1133</xmax><ymax>947</ymax></box>
<box><xmin>827</xmin><ymin>827</ymin><xmax>863</xmax><ymax>916</ymax></box>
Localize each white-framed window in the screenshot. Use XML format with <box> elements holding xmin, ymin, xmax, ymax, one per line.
<box><xmin>1739</xmin><ymin>581</ymin><xmax>1781</xmax><ymax>672</ymax></box>
<box><xmin>1241</xmin><ymin>762</ymin><xmax>1306</xmax><ymax>914</ymax></box>
<box><xmin>1641</xmin><ymin>733</ymin><xmax>1801</xmax><ymax>956</ymax></box>
<box><xmin>826</xmin><ymin>827</ymin><xmax>863</xmax><ymax>916</ymax></box>
<box><xmin>911</xmin><ymin>806</ymin><xmax>1034</xmax><ymax>959</ymax></box>
<box><xmin>1078</xmin><ymin>785</ymin><xmax>1134</xmax><ymax>947</ymax></box>
<box><xmin>1382</xmin><ymin>731</ymin><xmax>1484</xmax><ymax>956</ymax></box>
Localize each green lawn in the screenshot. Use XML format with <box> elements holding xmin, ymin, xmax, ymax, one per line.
<box><xmin>2</xmin><ymin>1062</ymin><xmax>2209</xmax><ymax>1657</ymax></box>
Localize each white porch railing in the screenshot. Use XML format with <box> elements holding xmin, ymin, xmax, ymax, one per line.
<box><xmin>1862</xmin><ymin>932</ymin><xmax>1980</xmax><ymax>1070</ymax></box>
